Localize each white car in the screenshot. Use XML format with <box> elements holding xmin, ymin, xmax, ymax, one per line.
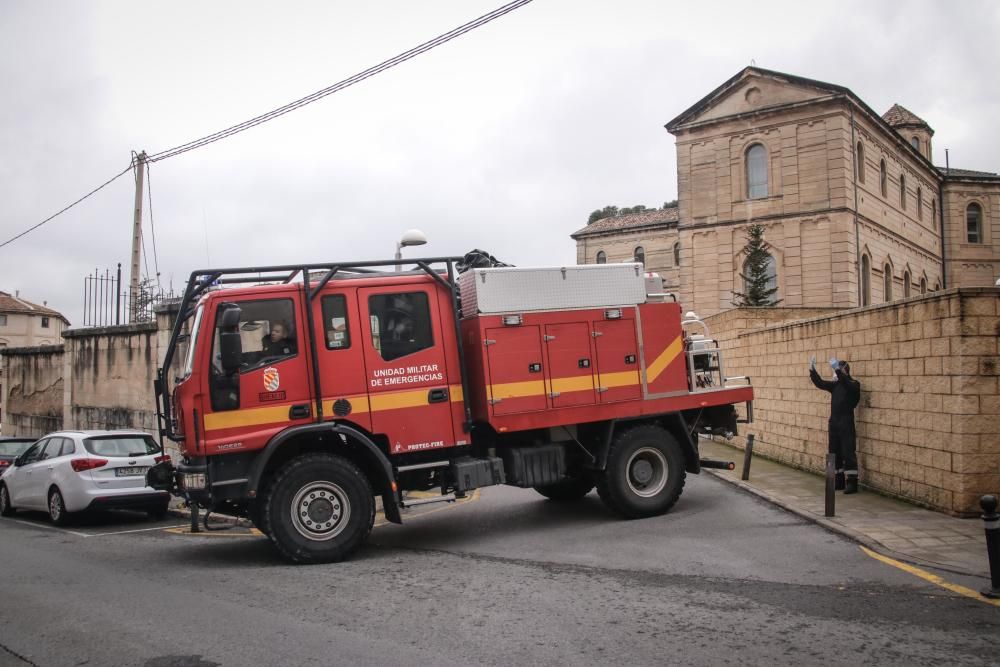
<box><xmin>0</xmin><ymin>430</ymin><xmax>171</xmax><ymax>525</ymax></box>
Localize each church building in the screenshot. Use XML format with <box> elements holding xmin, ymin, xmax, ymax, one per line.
<box><xmin>572</xmin><ymin>67</ymin><xmax>1000</xmax><ymax>316</ymax></box>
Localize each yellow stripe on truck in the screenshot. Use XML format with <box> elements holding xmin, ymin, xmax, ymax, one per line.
<box><xmin>204</xmin><ymin>385</ymin><xmax>465</xmax><ymax>433</ymax></box>
<box><xmin>645</xmin><ymin>336</ymin><xmax>683</xmax><ymax>383</ymax></box>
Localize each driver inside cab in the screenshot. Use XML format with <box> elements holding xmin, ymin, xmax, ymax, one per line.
<box><xmin>262</xmin><ymin>320</ymin><xmax>296</xmax><ymax>358</ymax></box>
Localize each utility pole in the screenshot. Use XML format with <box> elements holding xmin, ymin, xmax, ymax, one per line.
<box><xmin>130</xmin><ymin>151</ymin><xmax>147</xmax><ymax>322</ymax></box>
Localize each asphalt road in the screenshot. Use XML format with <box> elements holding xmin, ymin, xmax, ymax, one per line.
<box><xmin>0</xmin><ymin>474</ymin><xmax>997</xmax><ymax>667</ymax></box>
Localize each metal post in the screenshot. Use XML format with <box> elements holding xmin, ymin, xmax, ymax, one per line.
<box><xmin>115</xmin><ymin>263</ymin><xmax>122</xmax><ymax>325</ymax></box>
<box><xmin>981</xmin><ymin>495</ymin><xmax>1000</xmax><ymax>599</ymax></box>
<box><xmin>129</xmin><ymin>151</ymin><xmax>147</xmax><ymax>323</ymax></box>
<box><xmin>741</xmin><ymin>433</ymin><xmax>755</xmax><ymax>481</ymax></box>
<box><xmin>825</xmin><ymin>453</ymin><xmax>836</xmax><ymax>517</ymax></box>
<box><xmin>190</xmin><ymin>497</ymin><xmax>201</xmax><ymax>534</ymax></box>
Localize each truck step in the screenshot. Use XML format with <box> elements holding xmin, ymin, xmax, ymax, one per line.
<box><xmin>400</xmin><ymin>493</ymin><xmax>457</xmax><ymax>508</ymax></box>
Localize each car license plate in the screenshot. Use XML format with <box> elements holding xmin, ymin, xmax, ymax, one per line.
<box><xmin>115</xmin><ymin>466</ymin><xmax>149</xmax><ymax>477</ymax></box>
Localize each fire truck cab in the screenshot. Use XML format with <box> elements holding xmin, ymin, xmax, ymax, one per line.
<box><xmin>150</xmin><ymin>257</ymin><xmax>752</xmax><ymax>564</ymax></box>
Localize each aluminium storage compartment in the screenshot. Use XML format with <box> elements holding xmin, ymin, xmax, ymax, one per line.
<box><xmin>459</xmin><ymin>263</ymin><xmax>647</xmax><ymax>315</ymax></box>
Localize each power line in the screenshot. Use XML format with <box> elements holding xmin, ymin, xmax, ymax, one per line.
<box><xmin>0</xmin><ymin>0</ymin><xmax>534</xmax><ymax>251</ymax></box>
<box><xmin>147</xmin><ymin>0</ymin><xmax>534</xmax><ymax>162</ymax></box>
<box><xmin>0</xmin><ymin>164</ymin><xmax>132</xmax><ymax>250</ymax></box>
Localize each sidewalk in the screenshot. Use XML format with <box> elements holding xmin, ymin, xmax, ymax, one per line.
<box><xmin>698</xmin><ymin>437</ymin><xmax>990</xmax><ymax>578</ymax></box>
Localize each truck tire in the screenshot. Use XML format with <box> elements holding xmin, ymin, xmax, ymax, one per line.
<box><xmin>247</xmin><ymin>499</ymin><xmax>270</xmax><ymax>536</ymax></box>
<box><xmin>596</xmin><ymin>424</ymin><xmax>686</xmax><ymax>519</ymax></box>
<box><xmin>263</xmin><ymin>453</ymin><xmax>375</xmax><ymax>564</ymax></box>
<box><xmin>534</xmin><ymin>476</ymin><xmax>594</xmax><ymax>501</ymax></box>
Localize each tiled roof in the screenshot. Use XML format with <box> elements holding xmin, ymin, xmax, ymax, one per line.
<box><xmin>0</xmin><ymin>291</ymin><xmax>69</xmax><ymax>323</ymax></box>
<box><xmin>882</xmin><ymin>103</ymin><xmax>931</xmax><ymax>129</ymax></box>
<box><xmin>937</xmin><ymin>166</ymin><xmax>1000</xmax><ymax>179</ymax></box>
<box><xmin>571</xmin><ymin>206</ymin><xmax>679</xmax><ymax>238</ymax></box>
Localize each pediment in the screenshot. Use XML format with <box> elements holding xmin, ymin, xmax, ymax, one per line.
<box><xmin>667</xmin><ymin>68</ymin><xmax>845</xmax><ymax>132</ymax></box>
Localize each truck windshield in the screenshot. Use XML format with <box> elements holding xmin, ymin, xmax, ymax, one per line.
<box><xmin>181</xmin><ymin>304</ymin><xmax>204</xmax><ymax>379</ymax></box>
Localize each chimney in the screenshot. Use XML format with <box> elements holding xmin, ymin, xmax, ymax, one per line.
<box><xmin>43</xmin><ymin>301</ymin><xmax>47</xmax><ymax>306</ymax></box>
<box><xmin>15</xmin><ymin>290</ymin><xmax>19</xmax><ymax>297</ymax></box>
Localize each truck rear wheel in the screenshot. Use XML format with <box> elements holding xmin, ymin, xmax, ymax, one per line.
<box><xmin>263</xmin><ymin>453</ymin><xmax>375</xmax><ymax>564</ymax></box>
<box><xmin>596</xmin><ymin>424</ymin><xmax>685</xmax><ymax>519</ymax></box>
<box><xmin>534</xmin><ymin>475</ymin><xmax>594</xmax><ymax>501</ymax></box>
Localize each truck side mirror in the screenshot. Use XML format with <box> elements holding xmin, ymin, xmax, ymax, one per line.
<box><xmin>218</xmin><ymin>304</ymin><xmax>243</xmax><ymax>374</ymax></box>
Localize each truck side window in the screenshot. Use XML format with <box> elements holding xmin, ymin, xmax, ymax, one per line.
<box><xmin>368</xmin><ymin>292</ymin><xmax>433</xmax><ymax>362</ymax></box>
<box><xmin>321</xmin><ymin>295</ymin><xmax>351</xmax><ymax>350</ymax></box>
<box><xmin>211</xmin><ymin>298</ymin><xmax>298</xmax><ymax>374</ymax></box>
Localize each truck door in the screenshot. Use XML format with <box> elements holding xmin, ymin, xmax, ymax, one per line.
<box><xmin>543</xmin><ymin>322</ymin><xmax>596</xmax><ymax>408</ymax></box>
<box><xmin>485</xmin><ymin>325</ymin><xmax>547</xmax><ymax>416</ymax></box>
<box><xmin>203</xmin><ymin>291</ymin><xmax>315</xmax><ymax>454</ymax></box>
<box><xmin>593</xmin><ymin>317</ymin><xmax>642</xmax><ymax>403</ymax></box>
<box><xmin>311</xmin><ymin>287</ymin><xmax>371</xmax><ymax>431</ymax></box>
<box><xmin>359</xmin><ymin>286</ymin><xmax>457</xmax><ymax>454</ymax></box>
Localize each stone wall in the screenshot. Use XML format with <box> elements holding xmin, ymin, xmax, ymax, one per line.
<box><xmin>708</xmin><ymin>288</ymin><xmax>999</xmax><ymax>515</ymax></box>
<box><xmin>62</xmin><ymin>323</ymin><xmax>160</xmax><ymax>434</ymax></box>
<box><xmin>0</xmin><ymin>345</ymin><xmax>65</xmax><ymax>437</ymax></box>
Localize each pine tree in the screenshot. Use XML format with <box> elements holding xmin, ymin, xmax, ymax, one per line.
<box><xmin>732</xmin><ymin>224</ymin><xmax>782</xmax><ymax>307</ymax></box>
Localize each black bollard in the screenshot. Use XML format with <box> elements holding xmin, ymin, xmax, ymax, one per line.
<box><xmin>981</xmin><ymin>495</ymin><xmax>1000</xmax><ymax>599</ymax></box>
<box><xmin>189</xmin><ymin>497</ymin><xmax>201</xmax><ymax>534</ymax></box>
<box><xmin>825</xmin><ymin>453</ymin><xmax>836</xmax><ymax>517</ymax></box>
<box><xmin>741</xmin><ymin>434</ymin><xmax>755</xmax><ymax>481</ymax></box>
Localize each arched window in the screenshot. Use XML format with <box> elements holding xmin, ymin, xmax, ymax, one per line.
<box><xmin>910</xmin><ymin>136</ymin><xmax>920</xmax><ymax>151</ymax></box>
<box><xmin>899</xmin><ymin>174</ymin><xmax>907</xmax><ymax>210</ymax></box>
<box><xmin>861</xmin><ymin>254</ymin><xmax>871</xmax><ymax>306</ymax></box>
<box><xmin>673</xmin><ymin>242</ymin><xmax>681</xmax><ymax>267</ymax></box>
<box><xmin>746</xmin><ymin>144</ymin><xmax>768</xmax><ymax>199</ymax></box>
<box><xmin>596</xmin><ymin>250</ymin><xmax>607</xmax><ymax>264</ymax></box>
<box><xmin>634</xmin><ymin>246</ymin><xmax>645</xmax><ymax>266</ymax></box>
<box><xmin>742</xmin><ymin>253</ymin><xmax>779</xmax><ymax>300</ymax></box>
<box><xmin>880</xmin><ymin>159</ymin><xmax>888</xmax><ymax>198</ymax></box>
<box><xmin>903</xmin><ymin>270</ymin><xmax>911</xmax><ymax>298</ymax></box>
<box><xmin>856</xmin><ymin>142</ymin><xmax>865</xmax><ymax>184</ymax></box>
<box><xmin>917</xmin><ymin>187</ymin><xmax>923</xmax><ymax>221</ymax></box>
<box><xmin>919</xmin><ymin>277</ymin><xmax>927</xmax><ymax>294</ymax></box>
<box><xmin>933</xmin><ymin>281</ymin><xmax>941</xmax><ymax>291</ymax></box>
<box><xmin>883</xmin><ymin>263</ymin><xmax>893</xmax><ymax>302</ymax></box>
<box><xmin>967</xmin><ymin>203</ymin><xmax>983</xmax><ymax>243</ymax></box>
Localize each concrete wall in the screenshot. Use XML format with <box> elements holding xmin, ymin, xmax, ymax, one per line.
<box><xmin>0</xmin><ymin>345</ymin><xmax>65</xmax><ymax>437</ymax></box>
<box><xmin>0</xmin><ymin>301</ymin><xmax>184</xmax><ymax>460</ymax></box>
<box><xmin>62</xmin><ymin>323</ymin><xmax>159</xmax><ymax>434</ymax></box>
<box><xmin>707</xmin><ymin>288</ymin><xmax>1000</xmax><ymax>515</ymax></box>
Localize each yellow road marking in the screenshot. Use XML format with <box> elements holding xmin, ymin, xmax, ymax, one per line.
<box><xmin>860</xmin><ymin>545</ymin><xmax>1000</xmax><ymax>607</ymax></box>
<box><xmin>165</xmin><ymin>526</ymin><xmax>264</xmax><ymax>537</ymax></box>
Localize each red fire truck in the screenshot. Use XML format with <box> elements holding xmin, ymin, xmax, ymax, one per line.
<box><xmin>149</xmin><ymin>257</ymin><xmax>752</xmax><ymax>564</ymax></box>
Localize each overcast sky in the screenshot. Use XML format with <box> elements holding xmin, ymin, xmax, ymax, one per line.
<box><xmin>2</xmin><ymin>0</ymin><xmax>998</xmax><ymax>326</ymax></box>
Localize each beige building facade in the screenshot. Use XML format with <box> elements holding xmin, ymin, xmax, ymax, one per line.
<box><xmin>572</xmin><ymin>67</ymin><xmax>1000</xmax><ymax>316</ymax></box>
<box><xmin>0</xmin><ymin>291</ymin><xmax>69</xmax><ymax>348</ymax></box>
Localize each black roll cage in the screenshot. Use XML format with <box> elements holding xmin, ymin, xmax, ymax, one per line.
<box><xmin>155</xmin><ymin>256</ymin><xmax>473</xmax><ymax>446</ymax></box>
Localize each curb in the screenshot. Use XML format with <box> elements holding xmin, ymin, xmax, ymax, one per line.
<box><xmin>703</xmin><ymin>468</ymin><xmax>989</xmax><ymax>580</ymax></box>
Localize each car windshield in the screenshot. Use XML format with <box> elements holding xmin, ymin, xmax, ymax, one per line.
<box><xmin>0</xmin><ymin>441</ymin><xmax>34</xmax><ymax>456</ymax></box>
<box><xmin>84</xmin><ymin>436</ymin><xmax>160</xmax><ymax>458</ymax></box>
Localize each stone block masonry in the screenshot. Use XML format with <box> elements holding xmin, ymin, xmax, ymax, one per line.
<box><xmin>705</xmin><ymin>288</ymin><xmax>1000</xmax><ymax>516</ymax></box>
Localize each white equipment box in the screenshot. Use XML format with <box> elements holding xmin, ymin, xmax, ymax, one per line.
<box><xmin>459</xmin><ymin>263</ymin><xmax>648</xmax><ymax>315</ymax></box>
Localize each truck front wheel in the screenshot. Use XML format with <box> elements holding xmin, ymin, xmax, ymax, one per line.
<box><xmin>263</xmin><ymin>453</ymin><xmax>375</xmax><ymax>564</ymax></box>
<box><xmin>596</xmin><ymin>424</ymin><xmax>686</xmax><ymax>519</ymax></box>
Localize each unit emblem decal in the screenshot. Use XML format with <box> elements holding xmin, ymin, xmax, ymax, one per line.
<box><xmin>263</xmin><ymin>367</ymin><xmax>280</xmax><ymax>392</ymax></box>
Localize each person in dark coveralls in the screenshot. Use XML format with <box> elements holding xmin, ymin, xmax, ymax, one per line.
<box><xmin>809</xmin><ymin>356</ymin><xmax>862</xmax><ymax>494</ymax></box>
<box><xmin>262</xmin><ymin>321</ymin><xmax>296</xmax><ymax>358</ymax></box>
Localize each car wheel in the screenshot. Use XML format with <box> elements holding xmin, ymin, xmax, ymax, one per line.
<box><xmin>48</xmin><ymin>488</ymin><xmax>72</xmax><ymax>526</ymax></box>
<box><xmin>596</xmin><ymin>424</ymin><xmax>686</xmax><ymax>519</ymax></box>
<box><xmin>534</xmin><ymin>475</ymin><xmax>595</xmax><ymax>501</ymax></box>
<box><xmin>0</xmin><ymin>484</ymin><xmax>15</xmax><ymax>517</ymax></box>
<box><xmin>263</xmin><ymin>453</ymin><xmax>374</xmax><ymax>564</ymax></box>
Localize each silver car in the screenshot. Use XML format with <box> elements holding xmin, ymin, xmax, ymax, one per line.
<box><xmin>0</xmin><ymin>430</ymin><xmax>171</xmax><ymax>525</ymax></box>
